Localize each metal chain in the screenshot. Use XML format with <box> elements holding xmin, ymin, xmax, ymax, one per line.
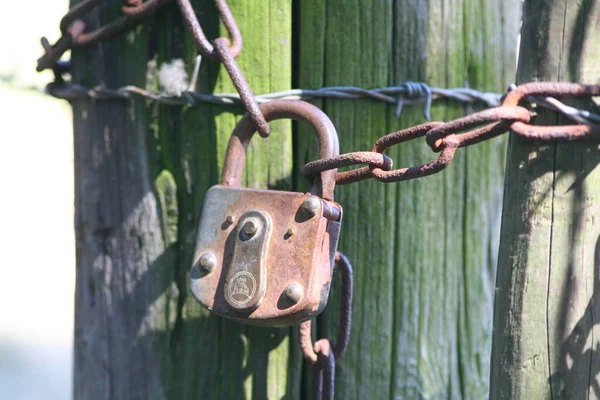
<box><xmin>175</xmin><ymin>0</ymin><xmax>242</xmax><ymax>58</ymax></box>
<box><xmin>40</xmin><ymin>2</ymin><xmax>600</xmax><ymax>152</ymax></box>
<box><xmin>39</xmin><ymin>0</ymin><xmax>266</xmax><ymax>134</ymax></box>
<box><xmin>303</xmin><ymin>82</ymin><xmax>600</xmax><ymax>185</ymax></box>
<box><xmin>37</xmin><ymin>0</ymin><xmax>173</xmax><ymax>72</ymax></box>
<box><xmin>300</xmin><ymin>252</ymin><xmax>353</xmax><ymax>400</ymax></box>
<box><xmin>175</xmin><ymin>0</ymin><xmax>269</xmax><ymax>136</ymax></box>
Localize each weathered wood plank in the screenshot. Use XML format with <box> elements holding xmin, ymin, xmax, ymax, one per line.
<box><xmin>72</xmin><ymin>2</ymin><xmax>174</xmax><ymax>398</ymax></box>
<box><xmin>297</xmin><ymin>0</ymin><xmax>520</xmax><ymax>398</ymax></box>
<box><xmin>490</xmin><ymin>0</ymin><xmax>600</xmax><ymax>398</ymax></box>
<box><xmin>297</xmin><ymin>1</ymin><xmax>395</xmax><ymax>397</ymax></box>
<box><xmin>72</xmin><ymin>0</ymin><xmax>294</xmax><ymax>398</ymax></box>
<box><xmin>172</xmin><ymin>1</ymin><xmax>295</xmax><ymax>398</ymax></box>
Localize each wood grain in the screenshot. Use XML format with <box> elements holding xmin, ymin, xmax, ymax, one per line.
<box><xmin>72</xmin><ymin>1</ymin><xmax>294</xmax><ymax>398</ymax></box>
<box><xmin>490</xmin><ymin>0</ymin><xmax>600</xmax><ymax>398</ymax></box>
<box><xmin>297</xmin><ymin>1</ymin><xmax>520</xmax><ymax>398</ymax></box>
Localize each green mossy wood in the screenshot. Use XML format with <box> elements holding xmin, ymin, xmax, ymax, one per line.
<box><xmin>296</xmin><ymin>1</ymin><xmax>519</xmax><ymax>398</ymax></box>
<box><xmin>490</xmin><ymin>0</ymin><xmax>600</xmax><ymax>399</ymax></box>
<box><xmin>72</xmin><ymin>0</ymin><xmax>518</xmax><ymax>399</ymax></box>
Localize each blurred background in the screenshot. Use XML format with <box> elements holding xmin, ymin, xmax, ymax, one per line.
<box><xmin>0</xmin><ymin>1</ymin><xmax>74</xmax><ymax>398</ymax></box>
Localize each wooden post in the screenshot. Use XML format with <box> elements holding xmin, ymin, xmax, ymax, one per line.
<box><xmin>71</xmin><ymin>0</ymin><xmax>521</xmax><ymax>398</ymax></box>
<box><xmin>297</xmin><ymin>0</ymin><xmax>520</xmax><ymax>398</ymax></box>
<box><xmin>490</xmin><ymin>0</ymin><xmax>600</xmax><ymax>398</ymax></box>
<box><xmin>72</xmin><ymin>1</ymin><xmax>295</xmax><ymax>399</ymax></box>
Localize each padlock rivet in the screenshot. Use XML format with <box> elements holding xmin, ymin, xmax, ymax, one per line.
<box><xmin>286</xmin><ymin>228</ymin><xmax>294</xmax><ymax>237</ymax></box>
<box><xmin>300</xmin><ymin>196</ymin><xmax>321</xmax><ymax>218</ymax></box>
<box><xmin>242</xmin><ymin>220</ymin><xmax>258</xmax><ymax>236</ymax></box>
<box><xmin>198</xmin><ymin>252</ymin><xmax>217</xmax><ymax>272</ymax></box>
<box><xmin>225</xmin><ymin>215</ymin><xmax>235</xmax><ymax>224</ymax></box>
<box><xmin>284</xmin><ymin>282</ymin><xmax>303</xmax><ymax>304</ymax></box>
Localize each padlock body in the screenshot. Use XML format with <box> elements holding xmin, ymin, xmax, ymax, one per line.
<box><xmin>190</xmin><ymin>185</ymin><xmax>342</xmax><ymax>327</ymax></box>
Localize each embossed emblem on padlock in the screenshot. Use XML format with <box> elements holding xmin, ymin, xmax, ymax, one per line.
<box><xmin>190</xmin><ymin>100</ymin><xmax>342</xmax><ymax>327</ymax></box>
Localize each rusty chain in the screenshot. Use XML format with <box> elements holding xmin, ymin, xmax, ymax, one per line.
<box><xmin>37</xmin><ymin>0</ymin><xmax>173</xmax><ymax>72</ymax></box>
<box><xmin>300</xmin><ymin>252</ymin><xmax>353</xmax><ymax>400</ymax></box>
<box><xmin>303</xmin><ymin>82</ymin><xmax>600</xmax><ymax>185</ymax></box>
<box><xmin>175</xmin><ymin>0</ymin><xmax>269</xmax><ymax>136</ymax></box>
<box><xmin>40</xmin><ymin>1</ymin><xmax>600</xmax><ymax>154</ymax></box>
<box><xmin>40</xmin><ymin>3</ymin><xmax>600</xmax><ymax>184</ymax></box>
<box><xmin>39</xmin><ymin>0</ymin><xmax>268</xmax><ymax>136</ymax></box>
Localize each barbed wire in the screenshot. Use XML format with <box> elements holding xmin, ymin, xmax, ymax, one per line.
<box><xmin>46</xmin><ymin>79</ymin><xmax>503</xmax><ymax>121</ymax></box>
<box><xmin>46</xmin><ymin>81</ymin><xmax>501</xmax><ymax>104</ymax></box>
<box><xmin>46</xmin><ymin>80</ymin><xmax>600</xmax><ymax>125</ymax></box>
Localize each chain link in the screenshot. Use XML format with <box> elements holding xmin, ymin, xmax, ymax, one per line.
<box><xmin>300</xmin><ymin>252</ymin><xmax>353</xmax><ymax>400</ymax></box>
<box><xmin>176</xmin><ymin>0</ymin><xmax>269</xmax><ymax>136</ymax></box>
<box><xmin>175</xmin><ymin>0</ymin><xmax>242</xmax><ymax>58</ymax></box>
<box><xmin>37</xmin><ymin>0</ymin><xmax>172</xmax><ymax>72</ymax></box>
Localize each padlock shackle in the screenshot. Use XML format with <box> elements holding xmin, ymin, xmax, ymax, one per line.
<box><xmin>221</xmin><ymin>100</ymin><xmax>340</xmax><ymax>200</ymax></box>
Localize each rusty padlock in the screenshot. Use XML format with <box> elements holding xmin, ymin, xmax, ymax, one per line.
<box><xmin>190</xmin><ymin>100</ymin><xmax>342</xmax><ymax>327</ymax></box>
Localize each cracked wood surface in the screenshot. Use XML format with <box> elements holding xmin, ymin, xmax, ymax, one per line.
<box><xmin>490</xmin><ymin>0</ymin><xmax>600</xmax><ymax>398</ymax></box>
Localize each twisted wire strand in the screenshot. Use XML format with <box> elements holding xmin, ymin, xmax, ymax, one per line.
<box><xmin>45</xmin><ymin>80</ymin><xmax>600</xmax><ymax>125</ymax></box>
<box><xmin>46</xmin><ymin>81</ymin><xmax>502</xmax><ymax>108</ymax></box>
